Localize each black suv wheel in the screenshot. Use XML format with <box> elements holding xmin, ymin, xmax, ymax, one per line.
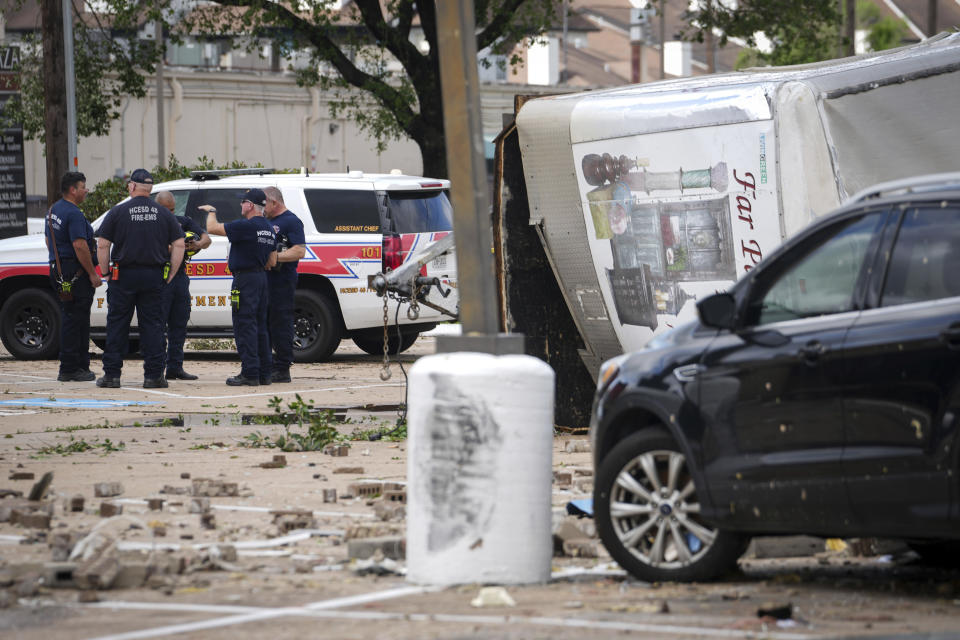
<box><xmin>292</xmin><ymin>289</ymin><xmax>341</xmax><ymax>362</ymax></box>
<box><xmin>0</xmin><ymin>288</ymin><xmax>60</xmax><ymax>360</ymax></box>
<box><xmin>595</xmin><ymin>429</ymin><xmax>745</xmax><ymax>582</ymax></box>
<box><xmin>352</xmin><ymin>331</ymin><xmax>418</xmax><ymax>356</ymax></box>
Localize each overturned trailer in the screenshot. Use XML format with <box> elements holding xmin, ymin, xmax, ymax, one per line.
<box><xmin>495</xmin><ymin>33</ymin><xmax>960</xmax><ymax>427</ymax></box>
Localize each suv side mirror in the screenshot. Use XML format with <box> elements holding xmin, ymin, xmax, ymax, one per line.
<box><xmin>697</xmin><ymin>293</ymin><xmax>736</xmax><ymax>330</ymax></box>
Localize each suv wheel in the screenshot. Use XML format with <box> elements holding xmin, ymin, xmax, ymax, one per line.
<box><xmin>352</xmin><ymin>331</ymin><xmax>418</xmax><ymax>356</ymax></box>
<box><xmin>293</xmin><ymin>289</ymin><xmax>341</xmax><ymax>362</ymax></box>
<box><xmin>0</xmin><ymin>288</ymin><xmax>60</xmax><ymax>360</ymax></box>
<box><xmin>92</xmin><ymin>338</ymin><xmax>141</xmax><ymax>355</ymax></box>
<box><xmin>595</xmin><ymin>429</ymin><xmax>744</xmax><ymax>582</ymax></box>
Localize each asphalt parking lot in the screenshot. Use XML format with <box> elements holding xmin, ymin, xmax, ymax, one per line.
<box><xmin>1</xmin><ymin>336</ymin><xmax>959</xmax><ymax>640</ymax></box>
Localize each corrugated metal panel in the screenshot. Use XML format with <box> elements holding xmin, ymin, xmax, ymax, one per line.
<box><xmin>516</xmin><ymin>98</ymin><xmax>623</xmax><ymax>375</ymax></box>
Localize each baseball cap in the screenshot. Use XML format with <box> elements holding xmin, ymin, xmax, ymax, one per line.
<box><xmin>241</xmin><ymin>188</ymin><xmax>267</xmax><ymax>207</ymax></box>
<box><xmin>130</xmin><ymin>168</ymin><xmax>154</xmax><ymax>185</ymax></box>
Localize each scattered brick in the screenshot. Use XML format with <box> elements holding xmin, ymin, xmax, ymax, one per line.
<box><xmin>553</xmin><ymin>471</ymin><xmax>573</xmax><ymax>486</ymax></box>
<box><xmin>77</xmin><ymin>591</ymin><xmax>100</xmax><ymax>603</ymax></box>
<box><xmin>161</xmin><ymin>485</ymin><xmax>191</xmax><ymax>495</ymax></box>
<box><xmin>69</xmin><ymin>495</ymin><xmax>85</xmax><ymax>512</ymax></box>
<box><xmin>200</xmin><ymin>512</ymin><xmax>216</xmax><ymax>530</ymax></box>
<box><xmin>191</xmin><ymin>478</ymin><xmax>238</xmax><ymax>497</ymax></box>
<box><xmin>94</xmin><ymin>482</ymin><xmax>123</xmax><ymax>498</ymax></box>
<box><xmin>99</xmin><ymin>502</ymin><xmax>122</xmax><ymax>518</ymax></box>
<box><xmin>14</xmin><ymin>510</ymin><xmax>50</xmax><ymax>529</ymax></box>
<box><xmin>9</xmin><ymin>472</ymin><xmax>34</xmax><ymax>481</ymax></box>
<box><xmin>348</xmin><ymin>536</ymin><xmax>405</xmax><ymax>561</ymax></box>
<box><xmin>74</xmin><ymin>542</ymin><xmax>119</xmax><ymax>590</ymax></box>
<box><xmin>322</xmin><ymin>488</ymin><xmax>337</xmax><ymax>503</ymax></box>
<box><xmin>28</xmin><ymin>472</ymin><xmax>53</xmax><ymax>501</ymax></box>
<box><xmin>383</xmin><ymin>490</ymin><xmax>406</xmax><ymax>504</ymax></box>
<box><xmin>324</xmin><ymin>444</ymin><xmax>350</xmax><ymax>457</ymax></box>
<box><xmin>271</xmin><ymin>510</ymin><xmax>316</xmax><ymax>532</ymax></box>
<box><xmin>180</xmin><ymin>472</ymin><xmax>191</xmax><ymax>479</ymax></box>
<box><xmin>147</xmin><ymin>498</ymin><xmax>164</xmax><ymax>511</ymax></box>
<box><xmin>349</xmin><ymin>482</ymin><xmax>383</xmax><ymax>498</ymax></box>
<box><xmin>564</xmin><ymin>440</ymin><xmax>590</xmax><ymax>453</ymax></box>
<box><xmin>562</xmin><ymin>539</ymin><xmax>601</xmax><ymax>558</ymax></box>
<box><xmin>333</xmin><ymin>467</ymin><xmax>364</xmax><ymax>474</ymax></box>
<box><xmin>259</xmin><ymin>455</ymin><xmax>287</xmax><ymax>469</ymax></box>
<box><xmin>374</xmin><ymin>502</ymin><xmax>405</xmax><ymax>522</ymax></box>
<box><xmin>573</xmin><ymin>468</ymin><xmax>593</xmax><ymax>477</ymax></box>
<box><xmin>189</xmin><ymin>497</ymin><xmax>211</xmax><ymax>514</ymax></box>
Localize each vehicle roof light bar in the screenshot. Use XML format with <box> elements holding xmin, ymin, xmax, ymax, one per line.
<box><xmin>189</xmin><ymin>168</ymin><xmax>277</xmax><ymax>181</ymax></box>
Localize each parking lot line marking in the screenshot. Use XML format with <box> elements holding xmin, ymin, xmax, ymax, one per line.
<box><xmin>86</xmin><ymin>596</ymin><xmax>816</xmax><ymax>640</ymax></box>
<box><xmin>135</xmin><ymin>382</ymin><xmax>404</xmax><ymax>400</ymax></box>
<box><xmin>88</xmin><ymin>585</ymin><xmax>430</xmax><ymax>640</ymax></box>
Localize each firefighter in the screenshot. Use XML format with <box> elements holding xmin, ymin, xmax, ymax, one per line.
<box><xmin>96</xmin><ymin>169</ymin><xmax>185</xmax><ymax>388</ymax></box>
<box><xmin>201</xmin><ymin>188</ymin><xmax>276</xmax><ymax>385</ymax></box>
<box><xmin>154</xmin><ymin>190</ymin><xmax>211</xmax><ymax>380</ymax></box>
<box><xmin>46</xmin><ymin>171</ymin><xmax>103</xmax><ymax>381</ymax></box>
<box><xmin>262</xmin><ymin>186</ymin><xmax>306</xmax><ymax>383</ymax></box>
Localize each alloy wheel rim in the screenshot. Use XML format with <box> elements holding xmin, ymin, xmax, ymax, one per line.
<box><xmin>14</xmin><ymin>306</ymin><xmax>51</xmax><ymax>349</ymax></box>
<box><xmin>609</xmin><ymin>448</ymin><xmax>717</xmax><ymax>569</ymax></box>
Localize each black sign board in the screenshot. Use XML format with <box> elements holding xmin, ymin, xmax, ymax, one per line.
<box><xmin>607</xmin><ymin>265</ymin><xmax>658</xmax><ymax>330</ymax></box>
<box><xmin>0</xmin><ymin>46</ymin><xmax>26</xmax><ymax>239</ymax></box>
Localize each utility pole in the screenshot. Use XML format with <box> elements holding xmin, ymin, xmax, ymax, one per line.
<box><xmin>40</xmin><ymin>0</ymin><xmax>68</xmax><ymax>205</ymax></box>
<box><xmin>845</xmin><ymin>0</ymin><xmax>856</xmax><ymax>56</ymax></box>
<box><xmin>433</xmin><ymin>1</ymin><xmax>521</xmax><ymax>354</ymax></box>
<box><xmin>156</xmin><ymin>15</ymin><xmax>165</xmax><ymax>169</ymax></box>
<box><xmin>928</xmin><ymin>0</ymin><xmax>938</xmax><ymax>37</ymax></box>
<box><xmin>659</xmin><ymin>0</ymin><xmax>666</xmax><ymax>79</ymax></box>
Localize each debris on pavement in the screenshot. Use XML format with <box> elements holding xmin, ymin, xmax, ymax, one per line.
<box><xmin>471</xmin><ymin>586</ymin><xmax>516</xmax><ymax>608</ymax></box>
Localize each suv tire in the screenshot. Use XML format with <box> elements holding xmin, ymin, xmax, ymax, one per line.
<box><xmin>0</xmin><ymin>288</ymin><xmax>61</xmax><ymax>360</ymax></box>
<box><xmin>92</xmin><ymin>338</ymin><xmax>141</xmax><ymax>355</ymax></box>
<box><xmin>352</xmin><ymin>331</ymin><xmax>418</xmax><ymax>356</ymax></box>
<box><xmin>293</xmin><ymin>289</ymin><xmax>341</xmax><ymax>362</ymax></box>
<box><xmin>594</xmin><ymin>429</ymin><xmax>745</xmax><ymax>582</ymax></box>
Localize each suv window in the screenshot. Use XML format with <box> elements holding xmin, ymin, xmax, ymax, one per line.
<box><xmin>152</xmin><ymin>190</ymin><xmax>191</xmax><ymax>217</ymax></box>
<box><xmin>750</xmin><ymin>212</ymin><xmax>884</xmax><ymax>325</ymax></box>
<box><xmin>385</xmin><ymin>190</ymin><xmax>453</xmax><ymax>233</ymax></box>
<box><xmin>304</xmin><ymin>189</ymin><xmax>380</xmax><ymax>233</ymax></box>
<box><xmin>881</xmin><ymin>205</ymin><xmax>960</xmax><ymax>306</ymax></box>
<box><xmin>186</xmin><ymin>188</ymin><xmax>247</xmax><ymax>229</ymax></box>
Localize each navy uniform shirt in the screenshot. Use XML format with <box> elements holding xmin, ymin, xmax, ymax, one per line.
<box><xmin>269</xmin><ymin>209</ymin><xmax>306</xmax><ymax>277</ymax></box>
<box><xmin>176</xmin><ymin>215</ymin><xmax>205</xmax><ymax>261</ymax></box>
<box><xmin>47</xmin><ymin>199</ymin><xmax>96</xmax><ymax>265</ymax></box>
<box><xmin>225</xmin><ymin>215</ymin><xmax>276</xmax><ymax>272</ymax></box>
<box><xmin>97</xmin><ymin>195</ymin><xmax>183</xmax><ymax>266</ymax></box>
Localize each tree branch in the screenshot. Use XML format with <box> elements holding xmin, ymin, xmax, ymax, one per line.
<box><xmin>476</xmin><ymin>0</ymin><xmax>528</xmax><ymax>51</ymax></box>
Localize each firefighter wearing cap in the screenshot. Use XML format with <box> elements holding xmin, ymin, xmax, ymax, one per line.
<box><xmin>262</xmin><ymin>186</ymin><xmax>306</xmax><ymax>383</ymax></box>
<box><xmin>96</xmin><ymin>169</ymin><xmax>185</xmax><ymax>389</ymax></box>
<box><xmin>201</xmin><ymin>188</ymin><xmax>277</xmax><ymax>386</ymax></box>
<box><xmin>154</xmin><ymin>190</ymin><xmax>211</xmax><ymax>381</ymax></box>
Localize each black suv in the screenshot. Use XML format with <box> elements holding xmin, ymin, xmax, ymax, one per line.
<box><xmin>590</xmin><ymin>172</ymin><xmax>960</xmax><ymax>582</ymax></box>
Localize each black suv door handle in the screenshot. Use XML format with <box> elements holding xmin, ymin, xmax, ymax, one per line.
<box><xmin>940</xmin><ymin>324</ymin><xmax>960</xmax><ymax>349</ymax></box>
<box><xmin>798</xmin><ymin>340</ymin><xmax>827</xmax><ymax>364</ymax></box>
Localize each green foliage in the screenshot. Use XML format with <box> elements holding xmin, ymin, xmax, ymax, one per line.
<box><xmin>348</xmin><ymin>417</ymin><xmax>407</xmax><ymax>442</ymax></box>
<box><xmin>187</xmin><ymin>338</ymin><xmax>237</xmax><ymax>351</ymax></box>
<box><xmin>0</xmin><ymin>15</ymin><xmax>160</xmax><ymax>141</ymax></box>
<box><xmin>240</xmin><ymin>394</ymin><xmax>344</xmax><ymax>451</ymax></box>
<box><xmin>857</xmin><ymin>1</ymin><xmax>909</xmax><ymax>51</ymax></box>
<box><xmin>80</xmin><ymin>155</ymin><xmax>255</xmax><ymax>221</ymax></box>
<box><xmin>34</xmin><ymin>436</ymin><xmax>125</xmax><ymax>456</ymax></box>
<box><xmin>684</xmin><ymin>0</ymin><xmax>842</xmax><ymax>67</ymax></box>
<box><xmin>11</xmin><ymin>0</ymin><xmax>562</xmax><ymax>178</ymax></box>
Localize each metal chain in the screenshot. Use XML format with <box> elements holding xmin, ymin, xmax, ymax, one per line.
<box><xmin>407</xmin><ymin>282</ymin><xmax>422</xmax><ymax>321</ymax></box>
<box><xmin>379</xmin><ymin>293</ymin><xmax>392</xmax><ymax>381</ymax></box>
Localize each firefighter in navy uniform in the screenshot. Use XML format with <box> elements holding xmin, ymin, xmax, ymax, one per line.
<box><xmin>96</xmin><ymin>169</ymin><xmax>185</xmax><ymax>389</ymax></box>
<box><xmin>201</xmin><ymin>188</ymin><xmax>276</xmax><ymax>386</ymax></box>
<box><xmin>45</xmin><ymin>171</ymin><xmax>103</xmax><ymax>381</ymax></box>
<box><xmin>262</xmin><ymin>187</ymin><xmax>305</xmax><ymax>383</ymax></box>
<box><xmin>155</xmin><ymin>190</ymin><xmax>211</xmax><ymax>380</ymax></box>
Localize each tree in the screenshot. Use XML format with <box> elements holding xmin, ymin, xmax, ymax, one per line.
<box><xmin>7</xmin><ymin>0</ymin><xmax>562</xmax><ymax>179</ymax></box>
<box><xmin>3</xmin><ymin>3</ymin><xmax>161</xmax><ymax>143</ymax></box>
<box><xmin>681</xmin><ymin>0</ymin><xmax>842</xmax><ymax>68</ymax></box>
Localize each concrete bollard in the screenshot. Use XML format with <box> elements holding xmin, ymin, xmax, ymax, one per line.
<box><xmin>406</xmin><ymin>353</ymin><xmax>554</xmax><ymax>585</ymax></box>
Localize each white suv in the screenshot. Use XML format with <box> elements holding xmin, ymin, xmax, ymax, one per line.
<box><xmin>0</xmin><ymin>170</ymin><xmax>458</xmax><ymax>361</ymax></box>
